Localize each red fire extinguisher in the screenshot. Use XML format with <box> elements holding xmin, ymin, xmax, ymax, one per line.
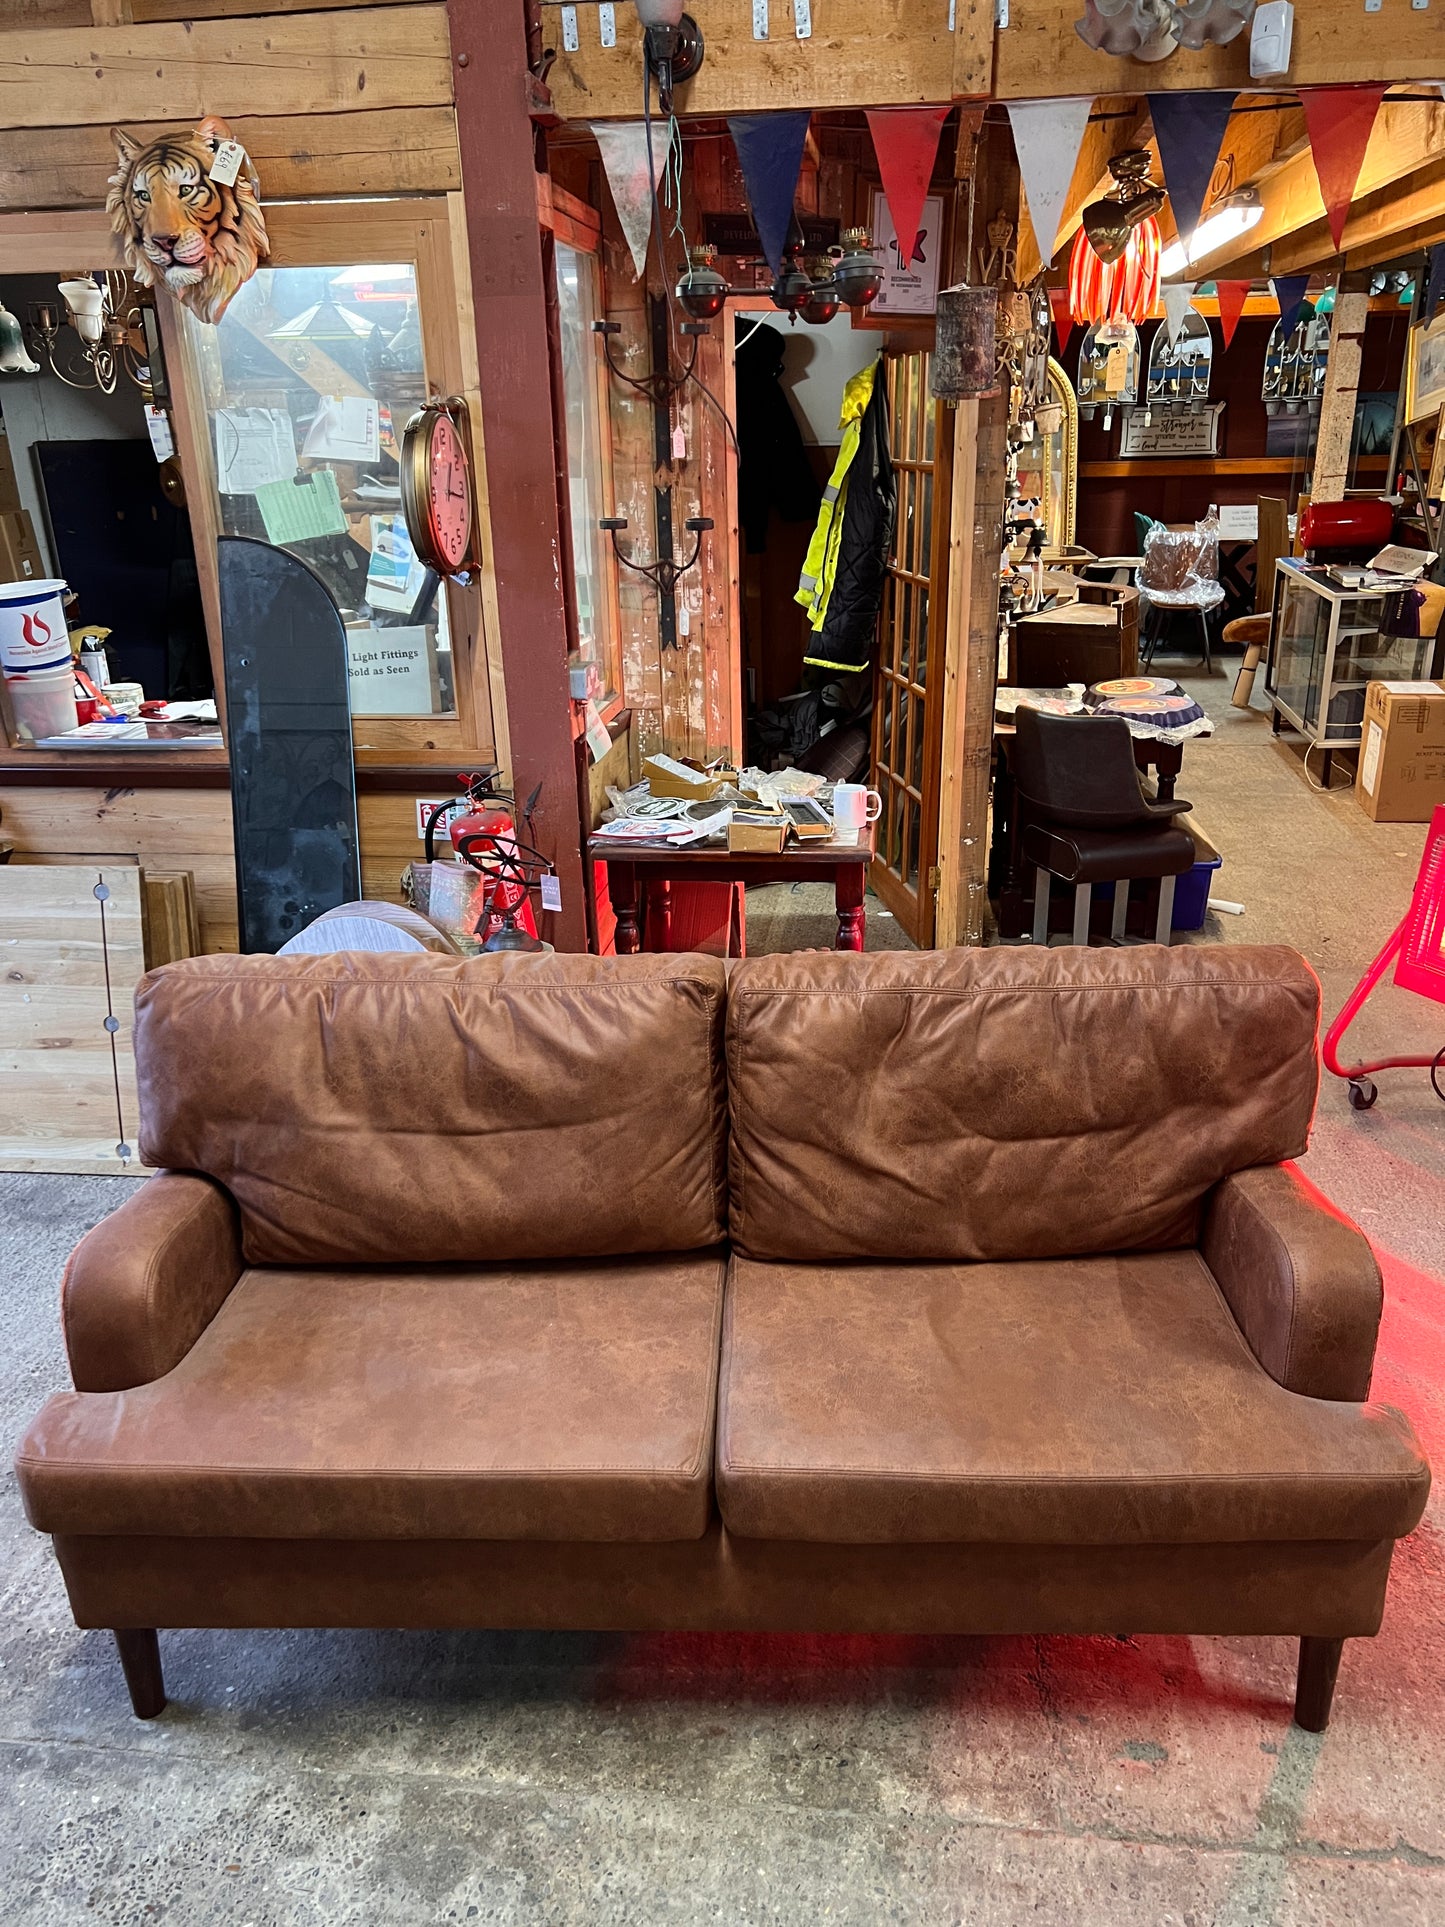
<box><xmin>424</xmin><ymin>770</ymin><xmax>541</xmax><ymax>946</ymax></box>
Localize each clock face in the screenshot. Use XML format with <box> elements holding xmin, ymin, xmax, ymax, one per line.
<box><xmin>424</xmin><ymin>411</ymin><xmax>472</xmax><ymax>574</ymax></box>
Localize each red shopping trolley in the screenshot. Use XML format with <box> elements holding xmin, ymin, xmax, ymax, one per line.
<box><xmin>1323</xmin><ymin>803</ymin><xmax>1445</xmax><ymax>1109</ymax></box>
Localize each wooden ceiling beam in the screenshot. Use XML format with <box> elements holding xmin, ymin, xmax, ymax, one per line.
<box><xmin>1190</xmin><ymin>96</ymin><xmax>1445</xmax><ymax>281</ymax></box>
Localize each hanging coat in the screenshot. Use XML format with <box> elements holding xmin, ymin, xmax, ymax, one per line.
<box><xmin>795</xmin><ymin>360</ymin><xmax>896</xmax><ymax>673</ymax></box>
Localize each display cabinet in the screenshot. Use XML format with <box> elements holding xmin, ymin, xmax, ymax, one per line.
<box><xmin>1265</xmin><ymin>558</ymin><xmax>1441</xmax><ymax>787</ymax></box>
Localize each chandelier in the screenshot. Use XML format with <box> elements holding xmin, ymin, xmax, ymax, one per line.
<box><xmin>25</xmin><ymin>271</ymin><xmax>156</xmax><ymax>396</ymax></box>
<box><xmin>1068</xmin><ymin>150</ymin><xmax>1163</xmax><ymax>328</ymax></box>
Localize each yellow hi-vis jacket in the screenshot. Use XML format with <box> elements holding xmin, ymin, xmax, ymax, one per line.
<box><xmin>794</xmin><ymin>360</ymin><xmax>879</xmax><ymax>640</ymax></box>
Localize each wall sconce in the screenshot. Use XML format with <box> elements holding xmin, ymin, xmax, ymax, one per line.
<box><xmin>634</xmin><ymin>0</ymin><xmax>704</xmax><ymax>114</ymax></box>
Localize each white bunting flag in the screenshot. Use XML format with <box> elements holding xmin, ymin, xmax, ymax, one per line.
<box><xmin>592</xmin><ymin>121</ymin><xmax>673</xmax><ymax>279</ymax></box>
<box><xmin>1162</xmin><ymin>281</ymin><xmax>1196</xmax><ymax>344</ymax></box>
<box><xmin>1005</xmin><ymin>97</ymin><xmax>1093</xmax><ymax>269</ymax></box>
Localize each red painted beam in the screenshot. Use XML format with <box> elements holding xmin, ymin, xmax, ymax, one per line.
<box><xmin>446</xmin><ymin>0</ymin><xmax>589</xmax><ymax>952</ymax></box>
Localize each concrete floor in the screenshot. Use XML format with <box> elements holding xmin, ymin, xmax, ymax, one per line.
<box><xmin>3</xmin><ymin>664</ymin><xmax>1444</xmax><ymax>1924</ymax></box>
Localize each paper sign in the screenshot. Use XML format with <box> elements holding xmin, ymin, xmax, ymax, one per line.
<box><xmin>583</xmin><ymin>697</ymin><xmax>613</xmax><ymax>762</ymax></box>
<box><xmin>346</xmin><ymin>624</ymin><xmax>434</xmax><ymax>715</ymax></box>
<box><xmin>868</xmin><ymin>188</ymin><xmax>943</xmax><ymax>316</ymax></box>
<box><xmin>144</xmin><ymin>405</ymin><xmax>175</xmax><ymax>462</ymax></box>
<box><xmin>255</xmin><ymin>468</ymin><xmax>348</xmax><ymax>546</ymax></box>
<box><xmin>208</xmin><ymin>140</ymin><xmax>246</xmax><ymax>186</ymax></box>
<box><xmin>1216</xmin><ymin>504</ymin><xmax>1258</xmax><ymax>540</ymax></box>
<box><xmin>214</xmin><ymin>407</ymin><xmax>296</xmax><ymax>494</ymax></box>
<box><xmin>302</xmin><ymin>394</ymin><xmax>380</xmax><ymax>464</ymax></box>
<box><xmin>366</xmin><ymin>513</ymin><xmax>429</xmax><ymax>613</ymax></box>
<box><xmin>416</xmin><ymin>798</ymin><xmax>458</xmax><ymax>840</ymax></box>
<box><xmin>539</xmin><ymin>873</ymin><xmax>562</xmax><ymax>913</ymax></box>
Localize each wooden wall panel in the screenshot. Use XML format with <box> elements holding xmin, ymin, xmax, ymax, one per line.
<box><xmin>0</xmin><ymin>104</ymin><xmax>461</xmax><ymax>210</ymax></box>
<box><xmin>550</xmin><ymin>0</ymin><xmax>986</xmax><ymax>121</ymax></box>
<box><xmin>0</xmin><ymin>864</ymin><xmax>147</xmax><ymax>1176</ymax></box>
<box><xmin>0</xmin><ymin>3</ymin><xmax>451</xmax><ymax>129</ymax></box>
<box><xmin>995</xmin><ymin>1</ymin><xmax>1445</xmax><ymax>96</ymax></box>
<box><xmin>0</xmin><ymin>786</ymin><xmax>240</xmax><ymax>953</ymax></box>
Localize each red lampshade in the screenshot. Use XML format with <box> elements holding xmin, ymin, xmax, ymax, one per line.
<box><xmin>1068</xmin><ymin>218</ymin><xmax>1161</xmax><ymax>327</ymax></box>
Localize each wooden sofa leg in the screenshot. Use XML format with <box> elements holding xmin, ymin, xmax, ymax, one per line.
<box><xmin>1294</xmin><ymin>1636</ymin><xmax>1344</xmax><ymax>1732</ymax></box>
<box><xmin>113</xmin><ymin>1629</ymin><xmax>166</xmax><ymax>1719</ymax></box>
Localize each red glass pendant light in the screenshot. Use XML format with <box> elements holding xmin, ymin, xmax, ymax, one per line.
<box><xmin>1068</xmin><ymin>148</ymin><xmax>1164</xmax><ymax>327</ymax></box>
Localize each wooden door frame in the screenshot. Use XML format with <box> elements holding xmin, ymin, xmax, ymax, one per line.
<box><xmin>868</xmin><ymin>350</ymin><xmax>951</xmax><ymax>948</ymax></box>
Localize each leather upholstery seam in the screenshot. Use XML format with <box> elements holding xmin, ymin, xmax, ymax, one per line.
<box><xmin>730</xmin><ymin>980</ymin><xmax>1311</xmax><ymax>1000</ymax></box>
<box><xmin>16</xmin><ymin>1456</ymin><xmax>713</xmax><ymax>1479</ymax></box>
<box><xmin>718</xmin><ymin>1465</ymin><xmax>1417</xmax><ymax>1483</ymax></box>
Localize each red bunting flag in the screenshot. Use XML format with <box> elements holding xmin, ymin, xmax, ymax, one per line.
<box><xmin>865</xmin><ymin>105</ymin><xmax>951</xmax><ymax>269</ymax></box>
<box><xmin>1300</xmin><ymin>84</ymin><xmax>1387</xmax><ymax>252</ymax></box>
<box><xmin>1047</xmin><ymin>283</ymin><xmax>1074</xmax><ymax>356</ymax></box>
<box><xmin>1214</xmin><ymin>279</ymin><xmax>1251</xmax><ymax>351</ymax></box>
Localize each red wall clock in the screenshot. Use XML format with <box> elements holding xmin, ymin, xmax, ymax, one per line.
<box><xmin>400</xmin><ymin>397</ymin><xmax>476</xmax><ymax>578</ymax></box>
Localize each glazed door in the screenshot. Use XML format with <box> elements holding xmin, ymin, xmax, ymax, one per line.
<box><xmin>869</xmin><ymin>351</ymin><xmax>952</xmax><ymax>946</ymax></box>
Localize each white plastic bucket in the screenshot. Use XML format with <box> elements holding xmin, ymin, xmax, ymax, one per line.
<box><xmin>5</xmin><ymin>664</ymin><xmax>77</xmax><ymax>742</ymax></box>
<box><xmin>0</xmin><ymin>578</ymin><xmax>70</xmax><ymax>676</ymax></box>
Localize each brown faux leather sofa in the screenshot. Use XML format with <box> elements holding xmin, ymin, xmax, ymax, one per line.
<box><xmin>15</xmin><ymin>944</ymin><xmax>1430</xmax><ymax>1730</ymax></box>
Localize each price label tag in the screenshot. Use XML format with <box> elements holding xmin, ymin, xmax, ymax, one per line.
<box><xmin>144</xmin><ymin>405</ymin><xmax>175</xmax><ymax>462</ymax></box>
<box><xmin>671</xmin><ymin>424</ymin><xmax>686</xmax><ymax>462</ymax></box>
<box><xmin>539</xmin><ymin>873</ymin><xmax>562</xmax><ymax>914</ymax></box>
<box><xmin>678</xmin><ymin>602</ymin><xmax>691</xmax><ymax>637</ymax></box>
<box><xmin>208</xmin><ymin>140</ymin><xmax>246</xmax><ymax>187</ymax></box>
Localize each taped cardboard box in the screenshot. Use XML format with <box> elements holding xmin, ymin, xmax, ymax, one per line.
<box><xmin>1355</xmin><ymin>680</ymin><xmax>1445</xmax><ymax>822</ymax></box>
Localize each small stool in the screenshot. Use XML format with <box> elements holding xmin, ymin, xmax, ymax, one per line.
<box><xmin>1226</xmin><ymin>614</ymin><xmax>1271</xmax><ymax>710</ymax></box>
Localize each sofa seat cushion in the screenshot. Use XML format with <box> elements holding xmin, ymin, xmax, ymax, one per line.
<box><xmin>19</xmin><ymin>1255</ymin><xmax>725</xmax><ymax>1543</ymax></box>
<box><xmin>716</xmin><ymin>1255</ymin><xmax>1429</xmax><ymax>1545</ymax></box>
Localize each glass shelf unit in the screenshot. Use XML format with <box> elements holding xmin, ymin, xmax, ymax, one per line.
<box><xmin>1264</xmin><ymin>558</ymin><xmax>1441</xmax><ymax>788</ymax></box>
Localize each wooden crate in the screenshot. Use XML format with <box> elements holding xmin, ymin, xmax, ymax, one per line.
<box><xmin>0</xmin><ymin>864</ymin><xmax>149</xmax><ymax>1176</ymax></box>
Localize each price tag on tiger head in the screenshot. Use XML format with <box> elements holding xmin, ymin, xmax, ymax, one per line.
<box><xmin>208</xmin><ymin>140</ymin><xmax>247</xmax><ymax>187</ymax></box>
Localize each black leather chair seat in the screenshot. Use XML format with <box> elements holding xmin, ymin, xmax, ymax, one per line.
<box><xmin>1022</xmin><ymin>822</ymin><xmax>1195</xmax><ymax>886</ymax></box>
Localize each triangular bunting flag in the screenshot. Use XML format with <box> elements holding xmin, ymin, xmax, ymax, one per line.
<box><xmin>865</xmin><ymin>105</ymin><xmax>951</xmax><ymax>270</ymax></box>
<box><xmin>1271</xmin><ymin>275</ymin><xmax>1313</xmax><ymax>340</ymax></box>
<box><xmin>1214</xmin><ymin>279</ymin><xmax>1251</xmax><ymax>350</ymax></box>
<box><xmin>1162</xmin><ymin>282</ymin><xmax>1196</xmax><ymax>344</ymax></box>
<box><xmin>1299</xmin><ymin>84</ymin><xmax>1387</xmax><ymax>252</ymax></box>
<box><xmin>1425</xmin><ymin>243</ymin><xmax>1445</xmax><ymax>324</ymax></box>
<box><xmin>1149</xmin><ymin>91</ymin><xmax>1237</xmax><ymax>250</ymax></box>
<box><xmin>1047</xmin><ymin>284</ymin><xmax>1073</xmax><ymax>356</ymax></box>
<box><xmin>1005</xmin><ymin>96</ymin><xmax>1093</xmax><ymax>268</ymax></box>
<box><xmin>592</xmin><ymin>121</ymin><xmax>673</xmax><ymax>279</ymax></box>
<box><xmin>728</xmin><ymin>111</ymin><xmax>812</xmax><ymax>276</ymax></box>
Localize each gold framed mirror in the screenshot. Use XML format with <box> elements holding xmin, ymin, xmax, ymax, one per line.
<box><xmin>1039</xmin><ymin>357</ymin><xmax>1077</xmax><ymax>549</ymax></box>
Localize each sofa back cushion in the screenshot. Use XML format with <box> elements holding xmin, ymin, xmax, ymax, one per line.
<box><xmin>136</xmin><ymin>951</ymin><xmax>727</xmax><ymax>1265</ymax></box>
<box><xmin>726</xmin><ymin>945</ymin><xmax>1319</xmax><ymax>1264</ymax></box>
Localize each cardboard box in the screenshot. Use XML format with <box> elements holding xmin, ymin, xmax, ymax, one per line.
<box><xmin>0</xmin><ymin>508</ymin><xmax>43</xmax><ymax>584</ymax></box>
<box><xmin>0</xmin><ymin>432</ymin><xmax>21</xmax><ymax>516</ymax></box>
<box><xmin>1355</xmin><ymin>681</ymin><xmax>1445</xmax><ymax>822</ymax></box>
<box><xmin>642</xmin><ymin>752</ymin><xmax>737</xmax><ymax>801</ymax></box>
<box><xmin>728</xmin><ymin>811</ymin><xmax>790</xmax><ymax>854</ymax></box>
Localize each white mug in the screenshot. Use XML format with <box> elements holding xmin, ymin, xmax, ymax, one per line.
<box><xmin>832</xmin><ymin>783</ymin><xmax>882</xmax><ymax>845</ymax></box>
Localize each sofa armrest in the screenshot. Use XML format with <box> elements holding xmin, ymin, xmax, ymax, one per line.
<box><xmin>61</xmin><ymin>1173</ymin><xmax>243</xmax><ymax>1392</ymax></box>
<box><xmin>1202</xmin><ymin>1165</ymin><xmax>1382</xmax><ymax>1401</ymax></box>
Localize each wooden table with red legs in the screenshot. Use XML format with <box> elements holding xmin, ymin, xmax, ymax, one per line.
<box><xmin>589</xmin><ymin>826</ymin><xmax>877</xmax><ymax>954</ymax></box>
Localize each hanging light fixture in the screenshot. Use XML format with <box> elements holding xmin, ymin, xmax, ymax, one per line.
<box><xmin>0</xmin><ymin>299</ymin><xmax>40</xmax><ymax>376</ymax></box>
<box><xmin>676</xmin><ymin>243</ymin><xmax>728</xmax><ymax>321</ymax></box>
<box><xmin>26</xmin><ymin>271</ymin><xmax>153</xmax><ymax>394</ymax></box>
<box><xmin>1069</xmin><ymin>149</ymin><xmax>1164</xmax><ymax>328</ymax></box>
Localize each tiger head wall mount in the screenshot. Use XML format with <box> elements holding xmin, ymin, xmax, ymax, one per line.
<box><xmin>107</xmin><ymin>116</ymin><xmax>270</xmax><ymax>326</ymax></box>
